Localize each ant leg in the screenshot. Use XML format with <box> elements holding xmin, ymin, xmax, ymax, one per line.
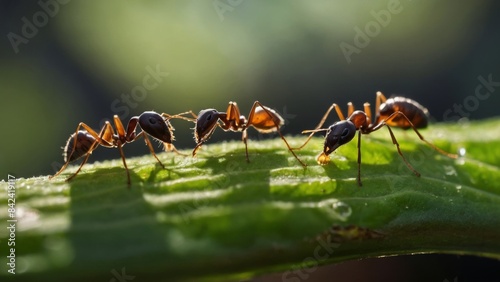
<box><xmin>364</xmin><ymin>102</ymin><xmax>372</xmax><ymax>123</ymax></box>
<box><xmin>347</xmin><ymin>102</ymin><xmax>354</xmax><ymax>117</ymax></box>
<box><xmin>162</xmin><ymin>111</ymin><xmax>197</xmax><ymax>156</ymax></box>
<box><xmin>375</xmin><ymin>91</ymin><xmax>387</xmax><ymax>116</ymax></box>
<box><xmin>192</xmin><ymin>142</ymin><xmax>204</xmax><ymax>157</ymax></box>
<box><xmin>162</xmin><ymin>111</ymin><xmax>197</xmax><ymax>122</ymax></box>
<box><xmin>164</xmin><ymin>142</ymin><xmax>188</xmax><ymax>157</ymax></box>
<box><xmin>373</xmin><ymin>91</ymin><xmax>388</xmax><ymax>124</ymax></box>
<box><xmin>374</xmin><ymin>91</ymin><xmax>387</xmax><ymax>124</ymax></box>
<box><xmin>373</xmin><ymin>111</ymin><xmax>458</xmax><ymax>158</ymax></box>
<box><xmin>384</xmin><ymin>124</ymin><xmax>421</xmax><ymax>177</ymax></box>
<box><xmin>137</xmin><ymin>131</ymin><xmax>166</xmax><ymax>169</ymax></box>
<box><xmin>292</xmin><ymin>103</ymin><xmax>346</xmax><ymax>150</ymax></box>
<box><xmin>249</xmin><ymin>101</ymin><xmax>306</xmax><ymax>167</ymax></box>
<box><xmin>116</xmin><ymin>141</ymin><xmax>131</xmax><ymax>186</ymax></box>
<box><xmin>225</xmin><ymin>102</ymin><xmax>244</xmax><ymax>128</ymax></box>
<box><xmin>101</xmin><ymin>118</ymin><xmax>136</xmax><ymax>185</ymax></box>
<box><xmin>356</xmin><ymin>130</ymin><xmax>363</xmax><ymax>186</ymax></box>
<box><xmin>108</xmin><ymin>118</ymin><xmax>135</xmax><ymax>185</ymax></box>
<box><xmin>50</xmin><ymin>162</ymin><xmax>71</xmax><ymax>180</ymax></box>
<box><xmin>242</xmin><ymin>128</ymin><xmax>250</xmax><ymax>162</ymax></box>
<box><xmin>113</xmin><ymin>115</ymin><xmax>126</xmax><ymax>139</ymax></box>
<box><xmin>125</xmin><ymin>116</ymin><xmax>140</xmax><ymax>141</ymax></box>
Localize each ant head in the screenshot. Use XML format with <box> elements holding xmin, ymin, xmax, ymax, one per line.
<box><xmin>139</xmin><ymin>111</ymin><xmax>173</xmax><ymax>143</ymax></box>
<box><xmin>64</xmin><ymin>130</ymin><xmax>96</xmax><ymax>162</ymax></box>
<box><xmin>319</xmin><ymin>120</ymin><xmax>356</xmax><ymax>162</ymax></box>
<box><xmin>195</xmin><ymin>109</ymin><xmax>219</xmax><ymax>143</ymax></box>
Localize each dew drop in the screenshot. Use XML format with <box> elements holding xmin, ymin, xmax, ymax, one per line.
<box><xmin>317</xmin><ymin>199</ymin><xmax>352</xmax><ymax>221</ymax></box>
<box><xmin>458</xmin><ymin>147</ymin><xmax>466</xmax><ymax>157</ymax></box>
<box><xmin>456</xmin><ymin>148</ymin><xmax>466</xmax><ymax>165</ymax></box>
<box><xmin>332</xmin><ymin>201</ymin><xmax>352</xmax><ymax>221</ymax></box>
<box><xmin>444</xmin><ymin>165</ymin><xmax>457</xmax><ymax>176</ymax></box>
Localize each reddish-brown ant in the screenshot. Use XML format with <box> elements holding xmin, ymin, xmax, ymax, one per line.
<box><xmin>192</xmin><ymin>101</ymin><xmax>306</xmax><ymax>167</ymax></box>
<box><xmin>294</xmin><ymin>91</ymin><xmax>457</xmax><ymax>186</ymax></box>
<box><xmin>49</xmin><ymin>111</ymin><xmax>190</xmax><ymax>186</ymax></box>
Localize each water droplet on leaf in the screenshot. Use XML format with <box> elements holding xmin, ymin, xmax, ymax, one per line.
<box><xmin>458</xmin><ymin>147</ymin><xmax>466</xmax><ymax>157</ymax></box>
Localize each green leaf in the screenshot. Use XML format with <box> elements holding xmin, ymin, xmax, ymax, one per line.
<box><xmin>1</xmin><ymin>118</ymin><xmax>499</xmax><ymax>281</ymax></box>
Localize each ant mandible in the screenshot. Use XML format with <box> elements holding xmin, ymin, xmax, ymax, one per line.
<box><xmin>192</xmin><ymin>101</ymin><xmax>306</xmax><ymax>167</ymax></box>
<box><xmin>49</xmin><ymin>111</ymin><xmax>190</xmax><ymax>186</ymax></box>
<box><xmin>293</xmin><ymin>91</ymin><xmax>457</xmax><ymax>186</ymax></box>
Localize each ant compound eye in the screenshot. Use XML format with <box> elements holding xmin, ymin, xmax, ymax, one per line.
<box><xmin>341</xmin><ymin>128</ymin><xmax>350</xmax><ymax>137</ymax></box>
<box><xmin>149</xmin><ymin>117</ymin><xmax>157</xmax><ymax>124</ymax></box>
<box><xmin>206</xmin><ymin>114</ymin><xmax>212</xmax><ymax>121</ymax></box>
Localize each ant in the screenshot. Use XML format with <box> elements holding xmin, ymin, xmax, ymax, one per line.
<box><xmin>49</xmin><ymin>111</ymin><xmax>191</xmax><ymax>186</ymax></box>
<box><xmin>192</xmin><ymin>101</ymin><xmax>306</xmax><ymax>167</ymax></box>
<box><xmin>293</xmin><ymin>91</ymin><xmax>457</xmax><ymax>186</ymax></box>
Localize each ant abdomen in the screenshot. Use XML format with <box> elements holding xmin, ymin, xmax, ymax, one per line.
<box><xmin>63</xmin><ymin>130</ymin><xmax>96</xmax><ymax>162</ymax></box>
<box><xmin>377</xmin><ymin>97</ymin><xmax>429</xmax><ymax>129</ymax></box>
<box><xmin>249</xmin><ymin>106</ymin><xmax>284</xmax><ymax>133</ymax></box>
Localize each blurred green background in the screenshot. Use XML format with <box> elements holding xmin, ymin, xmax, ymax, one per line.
<box><xmin>1</xmin><ymin>0</ymin><xmax>499</xmax><ymax>280</ymax></box>
<box><xmin>1</xmin><ymin>0</ymin><xmax>499</xmax><ymax>178</ymax></box>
